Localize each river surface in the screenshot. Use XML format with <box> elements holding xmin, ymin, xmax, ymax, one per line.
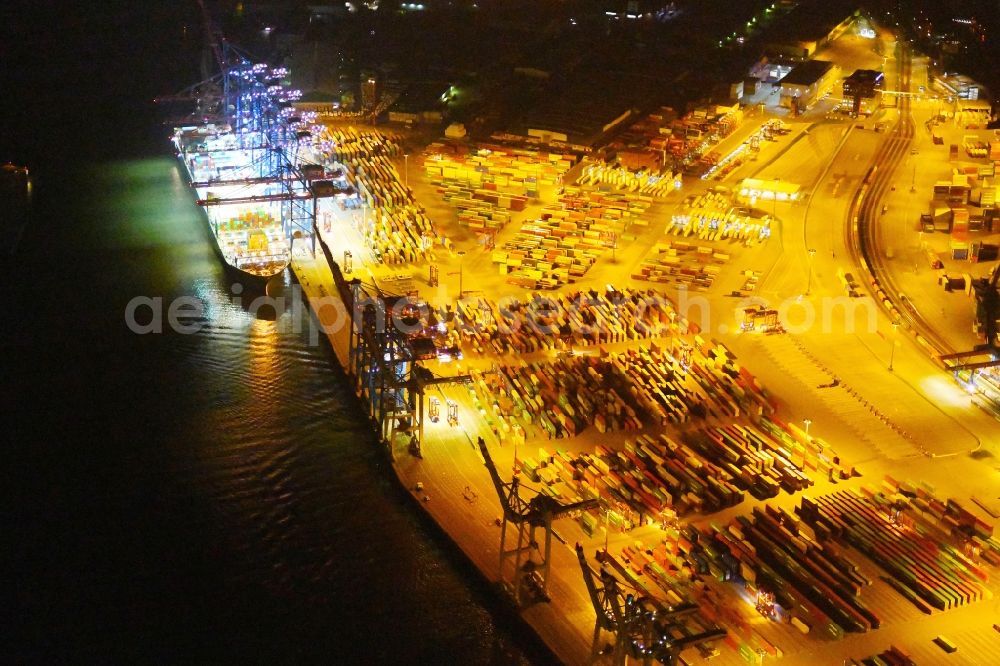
<box><xmin>3</xmin><ymin>3</ymin><xmax>545</xmax><ymax>663</ymax></box>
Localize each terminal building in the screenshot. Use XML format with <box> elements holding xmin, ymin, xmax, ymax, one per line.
<box><xmin>842</xmin><ymin>69</ymin><xmax>884</xmax><ymax>116</ymax></box>
<box><xmin>934</xmin><ymin>72</ymin><xmax>987</xmax><ymax>101</ymax></box>
<box><xmin>776</xmin><ymin>60</ymin><xmax>839</xmax><ymax>114</ymax></box>
<box><xmin>723</xmin><ymin>1</ymin><xmax>860</xmax><ymax>106</ymax></box>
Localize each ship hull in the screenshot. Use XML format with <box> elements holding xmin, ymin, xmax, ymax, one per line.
<box><xmin>172</xmin><ymin>146</ymin><xmax>290</xmax><ymax>287</ymax></box>
<box><xmin>211</xmin><ymin>233</ymin><xmax>288</xmax><ymax>288</ymax></box>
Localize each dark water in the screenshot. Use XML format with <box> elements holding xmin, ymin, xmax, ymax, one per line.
<box><xmin>2</xmin><ymin>3</ymin><xmax>547</xmax><ymax>663</ymax></box>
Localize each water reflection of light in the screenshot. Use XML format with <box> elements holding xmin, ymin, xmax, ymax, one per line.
<box><xmin>249</xmin><ymin>317</ymin><xmax>281</xmax><ymax>388</ymax></box>
<box><xmin>192</xmin><ymin>277</ymin><xmax>249</xmax><ymax>330</ymax></box>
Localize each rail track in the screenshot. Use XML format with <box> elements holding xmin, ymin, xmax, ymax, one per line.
<box><xmin>845</xmin><ymin>40</ymin><xmax>955</xmax><ymax>358</ymax></box>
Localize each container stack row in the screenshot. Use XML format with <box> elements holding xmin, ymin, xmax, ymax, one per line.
<box><xmin>440</xmin><ymin>186</ymin><xmax>516</xmax><ymax>232</ymax></box>
<box><xmin>673</xmin><ymin>190</ymin><xmax>772</xmax><ymax>241</ymax></box>
<box><xmin>584</xmin><ymin>512</ymin><xmax>783</xmax><ymax>663</ymax></box>
<box><xmin>612</xmin><ymin>434</ymin><xmax>745</xmax><ymax>515</ymax></box>
<box><xmin>504</xmin><ymin>445</ymin><xmax>688</xmax><ymax>529</ymax></box>
<box><xmin>601</xmin><ymin>104</ymin><xmax>743</xmax><ymax>174</ymax></box>
<box><xmin>608</xmin><ymin>423</ymin><xmax>827</xmax><ymax>519</ymax></box>
<box><xmin>218</xmin><ymin>209</ymin><xmax>278</xmax><ymax>232</ymax></box>
<box><xmin>633</xmin><ymin>240</ymin><xmax>726</xmax><ymax>289</ymax></box>
<box><xmin>670</xmin><ymin>104</ymin><xmax>744</xmax><ymax>169</ymax></box>
<box><xmin>667</xmin><ymin>212</ymin><xmax>771</xmax><ymax>242</ymax></box>
<box><xmin>695</xmin><ymin>505</ymin><xmax>880</xmax><ymax>640</ymax></box>
<box><xmin>352</xmin><ymin>156</ymin><xmax>410</xmax><ymax>208</ymax></box>
<box><xmin>612</xmin><ymin>347</ymin><xmax>712</xmax><ymax>425</ymax></box>
<box><xmin>607</xmin><ymin>107</ymin><xmax>683</xmax><ymax>166</ymax></box>
<box><xmin>509</xmin><ymin>419</ymin><xmax>825</xmax><ymax>529</ymax></box>
<box><xmin>494</xmin><ymin>222</ymin><xmax>607</xmax><ymax>290</ymax></box>
<box><xmin>493</xmin><ymin>188</ymin><xmax>651</xmax><ymax>289</ymax></box>
<box><xmin>575</xmin><ymin>159</ymin><xmax>678</xmax><ymax>197</ymax></box>
<box><xmin>318</xmin><ymin>126</ymin><xmax>403</xmax><ymax>161</ymax></box>
<box><xmin>578</xmin><ymin>545</ymin><xmax>733</xmax><ymax>658</ymax></box>
<box><xmin>904</xmin><ymin>486</ymin><xmax>1000</xmax><ymax>568</ymax></box>
<box><xmin>468</xmin><ymin>356</ymin><xmax>642</xmax><ymax>440</ymax></box>
<box><xmin>757</xmin><ymin>416</ymin><xmax>849</xmax><ymax>480</ymax></box>
<box><xmin>447</xmin><ymin>287</ymin><xmax>693</xmax><ymax>357</ymax></box>
<box><xmin>694</xmin><ymin>336</ymin><xmax>776</xmax><ymax>416</ymax></box>
<box><xmin>361</xmin><ymin>202</ymin><xmax>435</xmax><ymax>265</ymax></box>
<box><xmin>557</xmin><ymin>186</ymin><xmax>653</xmax><ymax>223</ymax></box>
<box><xmin>316</xmin><ymin>126</ymin><xmax>438</xmax><ymax>265</ymax></box>
<box><xmin>686</xmin><ymin>425</ymin><xmax>814</xmax><ymax>498</ymax></box>
<box><xmin>609</xmin><ymin>339</ymin><xmax>773</xmax><ymax>426</ymax></box>
<box><xmin>588</xmin><ymin>541</ymin><xmax>788</xmax><ymax>663</ymax></box>
<box><xmin>963</xmin><ymin>138</ymin><xmax>989</xmax><ymax>158</ymax></box>
<box><xmin>423</xmin><ymin>143</ymin><xmax>574</xmax><ymax>196</ymax></box>
<box><xmin>844</xmin><ymin>646</ymin><xmax>916</xmax><ymax>666</ymax></box>
<box><xmin>796</xmin><ymin>484</ymin><xmax>996</xmax><ymax>612</ymax></box>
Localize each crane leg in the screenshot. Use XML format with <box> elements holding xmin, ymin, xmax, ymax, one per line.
<box><xmin>498</xmin><ymin>515</ymin><xmax>508</xmax><ymax>582</ymax></box>
<box><xmin>542</xmin><ymin>519</ymin><xmax>553</xmax><ymax>596</ymax></box>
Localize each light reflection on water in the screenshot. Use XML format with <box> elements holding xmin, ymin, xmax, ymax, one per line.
<box><xmin>8</xmin><ymin>156</ymin><xmax>542</xmax><ymax>664</ymax></box>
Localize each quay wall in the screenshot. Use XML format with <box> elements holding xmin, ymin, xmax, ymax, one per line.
<box><xmin>289</xmin><ymin>240</ymin><xmax>571</xmax><ymax>665</ymax></box>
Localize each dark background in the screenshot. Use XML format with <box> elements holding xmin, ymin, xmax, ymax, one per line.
<box><xmin>1</xmin><ymin>2</ymin><xmax>546</xmax><ymax>664</ymax></box>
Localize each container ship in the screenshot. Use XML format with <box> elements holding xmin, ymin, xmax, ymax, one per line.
<box><xmin>173</xmin><ymin>126</ymin><xmax>291</xmax><ymax>284</ymax></box>
<box><xmin>1</xmin><ymin>162</ymin><xmax>31</xmax><ymax>257</ymax></box>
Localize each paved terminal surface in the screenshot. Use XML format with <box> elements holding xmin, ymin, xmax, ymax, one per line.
<box><xmin>284</xmin><ymin>29</ymin><xmax>1000</xmax><ymax>663</ymax></box>
<box><xmin>291</xmin><ymin>188</ymin><xmax>1000</xmax><ymax>666</ymax></box>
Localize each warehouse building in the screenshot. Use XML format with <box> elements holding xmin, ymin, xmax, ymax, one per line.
<box><xmin>387</xmin><ymin>82</ymin><xmax>450</xmax><ymax>125</ymax></box>
<box><xmin>776</xmin><ymin>60</ymin><xmax>839</xmax><ymax>113</ymax></box>
<box><xmin>507</xmin><ymin>75</ymin><xmax>641</xmax><ymax>151</ymax></box>
<box><xmin>763</xmin><ymin>0</ymin><xmax>860</xmax><ymax>60</ymax></box>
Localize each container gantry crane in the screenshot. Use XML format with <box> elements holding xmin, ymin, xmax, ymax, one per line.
<box><xmin>939</xmin><ymin>264</ymin><xmax>1000</xmax><ymax>372</ymax></box>
<box><xmin>341</xmin><ymin>276</ymin><xmax>471</xmax><ymax>456</ymax></box>
<box><xmin>577</xmin><ymin>543</ymin><xmax>648</xmax><ymax>665</ymax></box>
<box><xmin>972</xmin><ymin>264</ymin><xmax>1000</xmax><ymax>352</ymax></box>
<box><xmin>477</xmin><ymin>437</ymin><xmax>598</xmax><ymax>605</ymax></box>
<box><xmin>576</xmin><ymin>544</ymin><xmax>726</xmax><ymax>666</ymax></box>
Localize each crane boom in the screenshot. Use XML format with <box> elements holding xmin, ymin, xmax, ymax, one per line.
<box><xmin>194</xmin><ymin>0</ymin><xmax>226</xmax><ymax>76</ymax></box>
<box><xmin>669</xmin><ymin>627</ymin><xmax>729</xmax><ymax>651</ymax></box>
<box><xmin>197</xmin><ymin>192</ymin><xmax>312</xmax><ymax>206</ymax></box>
<box><xmin>575</xmin><ymin>543</ymin><xmax>621</xmax><ymax>630</ymax></box>
<box><xmin>190</xmin><ymin>174</ymin><xmax>289</xmax><ymax>188</ymax></box>
<box><xmin>477</xmin><ymin>437</ymin><xmax>518</xmax><ymax>521</ymax></box>
<box><xmin>552</xmin><ymin>497</ymin><xmax>600</xmax><ymax>519</ymax></box>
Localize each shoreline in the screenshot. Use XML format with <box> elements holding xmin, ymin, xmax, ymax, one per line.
<box><xmin>169</xmin><ymin>140</ymin><xmax>568</xmax><ymax>662</ymax></box>
<box><xmin>289</xmin><ymin>246</ymin><xmax>572</xmax><ymax>665</ymax></box>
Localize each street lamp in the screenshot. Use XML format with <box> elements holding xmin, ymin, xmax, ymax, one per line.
<box><xmin>806</xmin><ymin>248</ymin><xmax>816</xmax><ymax>295</ymax></box>
<box><xmin>404</xmin><ymin>153</ymin><xmax>409</xmax><ymax>190</ymax></box>
<box><xmin>457</xmin><ymin>250</ymin><xmax>466</xmax><ymax>298</ymax></box>
<box><xmin>803</xmin><ymin>418</ymin><xmax>812</xmax><ymax>435</ymax></box>
<box><xmin>888</xmin><ymin>321</ymin><xmax>900</xmax><ymax>371</ymax></box>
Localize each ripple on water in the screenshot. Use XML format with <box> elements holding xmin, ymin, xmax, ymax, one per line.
<box><xmin>10</xmin><ymin>149</ymin><xmax>543</xmax><ymax>664</ymax></box>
